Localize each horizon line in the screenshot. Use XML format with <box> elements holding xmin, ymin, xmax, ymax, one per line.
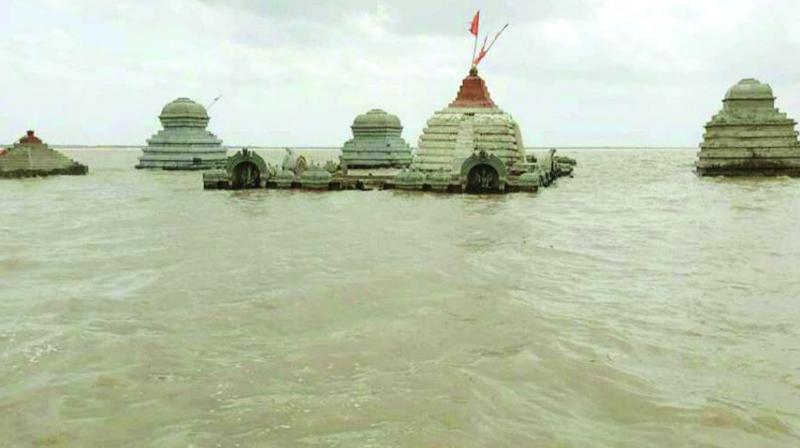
<box><xmin>15</xmin><ymin>144</ymin><xmax>698</xmax><ymax>150</ymax></box>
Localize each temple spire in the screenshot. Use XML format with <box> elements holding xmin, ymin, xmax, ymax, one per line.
<box><xmin>449</xmin><ymin>67</ymin><xmax>496</xmax><ymax>108</ymax></box>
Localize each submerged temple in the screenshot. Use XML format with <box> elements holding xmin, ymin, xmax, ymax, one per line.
<box><xmin>0</xmin><ymin>130</ymin><xmax>87</xmax><ymax>178</ymax></box>
<box><xmin>697</xmin><ymin>78</ymin><xmax>800</xmax><ymax>176</ymax></box>
<box><xmin>412</xmin><ymin>67</ymin><xmax>528</xmax><ymax>173</ymax></box>
<box><xmin>202</xmin><ymin>66</ymin><xmax>576</xmax><ymax>193</ymax></box>
<box><xmin>340</xmin><ymin>109</ymin><xmax>412</xmax><ymax>171</ymax></box>
<box><xmin>137</xmin><ymin>97</ymin><xmax>227</xmax><ymax>170</ymax></box>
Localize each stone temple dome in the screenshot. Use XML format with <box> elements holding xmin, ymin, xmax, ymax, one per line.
<box><xmin>353</xmin><ymin>109</ymin><xmax>402</xmax><ymax>129</ymax></box>
<box><xmin>340</xmin><ymin>109</ymin><xmax>412</xmax><ymax>170</ymax></box>
<box><xmin>136</xmin><ymin>97</ymin><xmax>227</xmax><ymax>170</ymax></box>
<box><xmin>724</xmin><ymin>78</ymin><xmax>775</xmax><ymax>101</ymax></box>
<box><xmin>161</xmin><ymin>97</ymin><xmax>209</xmax><ymax>117</ymax></box>
<box><xmin>697</xmin><ymin>78</ymin><xmax>800</xmax><ymax>176</ymax></box>
<box><xmin>412</xmin><ymin>67</ymin><xmax>527</xmax><ymax>173</ymax></box>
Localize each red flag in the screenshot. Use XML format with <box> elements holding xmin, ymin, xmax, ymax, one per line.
<box><xmin>469</xmin><ymin>11</ymin><xmax>480</xmax><ymax>36</ymax></box>
<box><xmin>473</xmin><ymin>48</ymin><xmax>488</xmax><ymax>65</ymax></box>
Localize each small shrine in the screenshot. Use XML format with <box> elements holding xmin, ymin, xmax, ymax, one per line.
<box><xmin>137</xmin><ymin>97</ymin><xmax>227</xmax><ymax>170</ymax></box>
<box><xmin>697</xmin><ymin>78</ymin><xmax>800</xmax><ymax>176</ymax></box>
<box><xmin>0</xmin><ymin>130</ymin><xmax>87</xmax><ymax>178</ymax></box>
<box><xmin>340</xmin><ymin>109</ymin><xmax>412</xmax><ymax>172</ymax></box>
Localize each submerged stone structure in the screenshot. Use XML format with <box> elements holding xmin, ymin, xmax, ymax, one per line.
<box><xmin>340</xmin><ymin>109</ymin><xmax>412</xmax><ymax>171</ymax></box>
<box><xmin>413</xmin><ymin>67</ymin><xmax>528</xmax><ymax>173</ymax></box>
<box><xmin>697</xmin><ymin>78</ymin><xmax>800</xmax><ymax>176</ymax></box>
<box><xmin>0</xmin><ymin>131</ymin><xmax>87</xmax><ymax>178</ymax></box>
<box><xmin>137</xmin><ymin>98</ymin><xmax>227</xmax><ymax>170</ymax></box>
<box><xmin>203</xmin><ymin>67</ymin><xmax>576</xmax><ymax>193</ymax></box>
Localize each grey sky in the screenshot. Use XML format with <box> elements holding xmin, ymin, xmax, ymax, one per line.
<box><xmin>2</xmin><ymin>0</ymin><xmax>800</xmax><ymax>146</ymax></box>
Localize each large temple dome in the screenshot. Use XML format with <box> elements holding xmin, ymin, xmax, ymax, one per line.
<box><xmin>724</xmin><ymin>78</ymin><xmax>775</xmax><ymax>101</ymax></box>
<box><xmin>160</xmin><ymin>98</ymin><xmax>209</xmax><ymax>119</ymax></box>
<box><xmin>352</xmin><ymin>109</ymin><xmax>402</xmax><ymax>130</ymax></box>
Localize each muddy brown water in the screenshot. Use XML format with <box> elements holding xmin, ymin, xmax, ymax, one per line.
<box><xmin>1</xmin><ymin>148</ymin><xmax>799</xmax><ymax>447</ymax></box>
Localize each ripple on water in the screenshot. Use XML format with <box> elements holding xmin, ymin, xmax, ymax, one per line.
<box><xmin>0</xmin><ymin>148</ymin><xmax>799</xmax><ymax>447</ymax></box>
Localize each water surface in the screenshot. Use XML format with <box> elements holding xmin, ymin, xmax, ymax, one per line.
<box><xmin>1</xmin><ymin>149</ymin><xmax>799</xmax><ymax>447</ymax></box>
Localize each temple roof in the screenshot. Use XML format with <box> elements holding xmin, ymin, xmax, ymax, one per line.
<box><xmin>725</xmin><ymin>78</ymin><xmax>775</xmax><ymax>101</ymax></box>
<box><xmin>160</xmin><ymin>98</ymin><xmax>209</xmax><ymax>119</ymax></box>
<box><xmin>19</xmin><ymin>130</ymin><xmax>43</xmax><ymax>144</ymax></box>
<box><xmin>449</xmin><ymin>67</ymin><xmax>496</xmax><ymax>108</ymax></box>
<box><xmin>352</xmin><ymin>109</ymin><xmax>402</xmax><ymax>130</ymax></box>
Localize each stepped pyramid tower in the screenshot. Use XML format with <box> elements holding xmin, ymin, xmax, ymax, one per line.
<box><xmin>412</xmin><ymin>67</ymin><xmax>527</xmax><ymax>172</ymax></box>
<box><xmin>137</xmin><ymin>97</ymin><xmax>227</xmax><ymax>170</ymax></box>
<box><xmin>340</xmin><ymin>109</ymin><xmax>412</xmax><ymax>171</ymax></box>
<box><xmin>697</xmin><ymin>78</ymin><xmax>800</xmax><ymax>176</ymax></box>
<box><xmin>0</xmin><ymin>131</ymin><xmax>87</xmax><ymax>178</ymax></box>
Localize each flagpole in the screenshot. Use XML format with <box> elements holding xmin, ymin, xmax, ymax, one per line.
<box><xmin>484</xmin><ymin>24</ymin><xmax>509</xmax><ymax>54</ymax></box>
<box><xmin>207</xmin><ymin>95</ymin><xmax>223</xmax><ymax>111</ymax></box>
<box><xmin>471</xmin><ymin>33</ymin><xmax>478</xmax><ymax>67</ymax></box>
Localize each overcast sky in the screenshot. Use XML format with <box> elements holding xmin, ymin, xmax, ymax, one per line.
<box><xmin>2</xmin><ymin>0</ymin><xmax>800</xmax><ymax>147</ymax></box>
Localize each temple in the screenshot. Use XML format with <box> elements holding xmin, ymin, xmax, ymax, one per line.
<box><xmin>203</xmin><ymin>67</ymin><xmax>575</xmax><ymax>193</ymax></box>
<box><xmin>340</xmin><ymin>109</ymin><xmax>412</xmax><ymax>171</ymax></box>
<box><xmin>412</xmin><ymin>66</ymin><xmax>527</xmax><ymax>172</ymax></box>
<box><xmin>697</xmin><ymin>78</ymin><xmax>800</xmax><ymax>176</ymax></box>
<box><xmin>0</xmin><ymin>130</ymin><xmax>87</xmax><ymax>178</ymax></box>
<box><xmin>136</xmin><ymin>98</ymin><xmax>227</xmax><ymax>170</ymax></box>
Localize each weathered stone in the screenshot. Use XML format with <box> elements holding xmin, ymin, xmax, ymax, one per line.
<box><xmin>508</xmin><ymin>171</ymin><xmax>541</xmax><ymax>193</ymax></box>
<box><xmin>459</xmin><ymin>150</ymin><xmax>508</xmax><ymax>193</ymax></box>
<box><xmin>137</xmin><ymin>98</ymin><xmax>227</xmax><ymax>170</ymax></box>
<box><xmin>341</xmin><ymin>109</ymin><xmax>412</xmax><ymax>171</ymax></box>
<box><xmin>426</xmin><ymin>171</ymin><xmax>455</xmax><ymax>192</ymax></box>
<box><xmin>697</xmin><ymin>79</ymin><xmax>800</xmax><ymax>176</ymax></box>
<box><xmin>413</xmin><ymin>67</ymin><xmax>527</xmax><ymax>173</ymax></box>
<box><xmin>274</xmin><ymin>169</ymin><xmax>296</xmax><ymax>188</ymax></box>
<box><xmin>281</xmin><ymin>148</ymin><xmax>308</xmax><ymax>175</ymax></box>
<box><xmin>300</xmin><ymin>165</ymin><xmax>333</xmax><ymax>190</ymax></box>
<box><xmin>393</xmin><ymin>170</ymin><xmax>426</xmax><ymax>190</ymax></box>
<box><xmin>0</xmin><ymin>131</ymin><xmax>88</xmax><ymax>178</ymax></box>
<box><xmin>202</xmin><ymin>169</ymin><xmax>230</xmax><ymax>190</ymax></box>
<box><xmin>228</xmin><ymin>148</ymin><xmax>268</xmax><ymax>189</ymax></box>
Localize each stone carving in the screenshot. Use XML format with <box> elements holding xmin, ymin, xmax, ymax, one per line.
<box><xmin>281</xmin><ymin>148</ymin><xmax>308</xmax><ymax>175</ymax></box>
<box><xmin>0</xmin><ymin>130</ymin><xmax>87</xmax><ymax>178</ymax></box>
<box><xmin>460</xmin><ymin>150</ymin><xmax>508</xmax><ymax>193</ymax></box>
<box><xmin>137</xmin><ymin>97</ymin><xmax>227</xmax><ymax>170</ymax></box>
<box><xmin>340</xmin><ymin>109</ymin><xmax>412</xmax><ymax>171</ymax></box>
<box><xmin>697</xmin><ymin>78</ymin><xmax>800</xmax><ymax>176</ymax></box>
<box><xmin>323</xmin><ymin>160</ymin><xmax>340</xmax><ymax>173</ymax></box>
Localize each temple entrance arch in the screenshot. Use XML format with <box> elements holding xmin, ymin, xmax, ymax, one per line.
<box><xmin>466</xmin><ymin>164</ymin><xmax>501</xmax><ymax>193</ymax></box>
<box><xmin>460</xmin><ymin>150</ymin><xmax>508</xmax><ymax>194</ymax></box>
<box><xmin>231</xmin><ymin>161</ymin><xmax>261</xmax><ymax>189</ymax></box>
<box><xmin>226</xmin><ymin>149</ymin><xmax>268</xmax><ymax>190</ymax></box>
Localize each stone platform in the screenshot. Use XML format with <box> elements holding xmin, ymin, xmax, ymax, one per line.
<box><xmin>203</xmin><ymin>149</ymin><xmax>575</xmax><ymax>194</ymax></box>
